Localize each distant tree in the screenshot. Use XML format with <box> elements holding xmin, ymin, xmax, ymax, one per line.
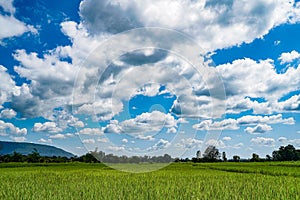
<box><xmin>27</xmin><ymin>149</ymin><xmax>41</xmax><ymax>163</ymax></box>
<box><xmin>266</xmin><ymin>155</ymin><xmax>272</xmax><ymax>161</ymax></box>
<box><xmin>233</xmin><ymin>155</ymin><xmax>240</xmax><ymax>162</ymax></box>
<box><xmin>222</xmin><ymin>152</ymin><xmax>227</xmax><ymax>162</ymax></box>
<box><xmin>272</xmin><ymin>144</ymin><xmax>299</xmax><ymax>161</ymax></box>
<box><xmin>203</xmin><ymin>145</ymin><xmax>220</xmax><ymax>162</ymax></box>
<box><xmin>82</xmin><ymin>153</ymin><xmax>99</xmax><ymax>163</ymax></box>
<box><xmin>196</xmin><ymin>150</ymin><xmax>201</xmax><ymax>159</ymax></box>
<box><xmin>250</xmin><ymin>153</ymin><xmax>260</xmax><ymax>162</ymax></box>
<box><xmin>11</xmin><ymin>151</ymin><xmax>24</xmax><ymax>162</ymax></box>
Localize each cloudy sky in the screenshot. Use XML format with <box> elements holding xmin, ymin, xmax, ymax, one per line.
<box><xmin>0</xmin><ymin>0</ymin><xmax>300</xmax><ymax>158</ymax></box>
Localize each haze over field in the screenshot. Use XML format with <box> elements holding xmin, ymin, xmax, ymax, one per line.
<box><xmin>0</xmin><ymin>0</ymin><xmax>300</xmax><ymax>159</ymax></box>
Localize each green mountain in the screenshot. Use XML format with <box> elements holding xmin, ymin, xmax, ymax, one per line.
<box><xmin>0</xmin><ymin>141</ymin><xmax>74</xmax><ymax>158</ymax></box>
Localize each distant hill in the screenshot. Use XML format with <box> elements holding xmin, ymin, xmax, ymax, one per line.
<box><xmin>0</xmin><ymin>141</ymin><xmax>74</xmax><ymax>158</ymax></box>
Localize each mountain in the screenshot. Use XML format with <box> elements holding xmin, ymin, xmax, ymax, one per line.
<box><xmin>0</xmin><ymin>141</ymin><xmax>74</xmax><ymax>158</ymax></box>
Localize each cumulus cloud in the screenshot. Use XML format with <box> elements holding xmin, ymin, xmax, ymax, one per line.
<box><xmin>277</xmin><ymin>94</ymin><xmax>300</xmax><ymax>111</ymax></box>
<box><xmin>237</xmin><ymin>114</ymin><xmax>295</xmax><ymax>125</ymax></box>
<box><xmin>135</xmin><ymin>135</ymin><xmax>155</xmax><ymax>141</ymax></box>
<box><xmin>0</xmin><ymin>65</ymin><xmax>18</xmax><ymax>108</ymax></box>
<box><xmin>222</xmin><ymin>136</ymin><xmax>232</xmax><ymax>141</ymax></box>
<box><xmin>38</xmin><ymin>138</ymin><xmax>52</xmax><ymax>143</ymax></box>
<box><xmin>104</xmin><ymin>111</ymin><xmax>178</xmax><ymax>134</ymax></box>
<box><xmin>277</xmin><ymin>137</ymin><xmax>300</xmax><ymax>147</ymax></box>
<box><xmin>79</xmin><ymin>0</ymin><xmax>300</xmax><ymax>51</ymax></box>
<box><xmin>0</xmin><ymin>15</ymin><xmax>29</xmax><ymax>40</ymax></box>
<box><xmin>10</xmin><ymin>136</ymin><xmax>26</xmax><ymax>142</ymax></box>
<box><xmin>49</xmin><ymin>133</ymin><xmax>74</xmax><ymax>139</ymax></box>
<box><xmin>0</xmin><ymin>0</ymin><xmax>15</xmax><ymax>14</ymax></box>
<box><xmin>277</xmin><ymin>137</ymin><xmax>288</xmax><ymax>143</ymax></box>
<box><xmin>205</xmin><ymin>139</ymin><xmax>225</xmax><ymax>148</ymax></box>
<box><xmin>33</xmin><ymin>122</ymin><xmax>63</xmax><ymax>133</ymax></box>
<box><xmin>244</xmin><ymin>124</ymin><xmax>273</xmax><ymax>134</ymax></box>
<box><xmin>78</xmin><ymin>128</ymin><xmax>104</xmax><ymax>135</ymax></box>
<box><xmin>217</xmin><ymin>58</ymin><xmax>300</xmax><ymax>103</ymax></box>
<box><xmin>175</xmin><ymin>138</ymin><xmax>203</xmax><ymax>149</ymax></box>
<box><xmin>82</xmin><ymin>139</ymin><xmax>95</xmax><ymax>144</ymax></box>
<box><xmin>193</xmin><ymin>114</ymin><xmax>294</xmax><ymax>131</ymax></box>
<box><xmin>279</xmin><ymin>50</ymin><xmax>300</xmax><ymax>64</ymax></box>
<box><xmin>0</xmin><ymin>109</ymin><xmax>17</xmax><ymax>119</ymax></box>
<box><xmin>147</xmin><ymin>139</ymin><xmax>171</xmax><ymax>151</ymax></box>
<box><xmin>251</xmin><ymin>137</ymin><xmax>275</xmax><ymax>147</ymax></box>
<box><xmin>13</xmin><ymin>50</ymin><xmax>76</xmax><ymax>118</ymax></box>
<box><xmin>193</xmin><ymin>118</ymin><xmax>239</xmax><ymax>131</ymax></box>
<box><xmin>0</xmin><ymin>1</ymin><xmax>35</xmax><ymax>40</ymax></box>
<box><xmin>0</xmin><ymin>120</ymin><xmax>27</xmax><ymax>135</ymax></box>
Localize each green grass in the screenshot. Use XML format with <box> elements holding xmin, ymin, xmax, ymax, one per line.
<box><xmin>0</xmin><ymin>162</ymin><xmax>299</xmax><ymax>200</ymax></box>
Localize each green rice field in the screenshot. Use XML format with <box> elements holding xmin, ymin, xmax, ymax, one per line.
<box><xmin>0</xmin><ymin>162</ymin><xmax>299</xmax><ymax>200</ymax></box>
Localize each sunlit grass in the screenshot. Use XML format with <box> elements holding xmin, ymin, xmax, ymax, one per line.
<box><xmin>0</xmin><ymin>162</ymin><xmax>299</xmax><ymax>199</ymax></box>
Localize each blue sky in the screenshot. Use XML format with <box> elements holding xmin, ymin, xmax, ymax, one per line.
<box><xmin>0</xmin><ymin>0</ymin><xmax>300</xmax><ymax>159</ymax></box>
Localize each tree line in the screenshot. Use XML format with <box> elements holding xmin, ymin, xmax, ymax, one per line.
<box><xmin>0</xmin><ymin>148</ymin><xmax>174</xmax><ymax>163</ymax></box>
<box><xmin>1</xmin><ymin>144</ymin><xmax>300</xmax><ymax>163</ymax></box>
<box><xmin>186</xmin><ymin>144</ymin><xmax>300</xmax><ymax>163</ymax></box>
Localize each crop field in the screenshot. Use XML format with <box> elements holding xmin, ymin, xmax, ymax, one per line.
<box><xmin>0</xmin><ymin>162</ymin><xmax>299</xmax><ymax>200</ymax></box>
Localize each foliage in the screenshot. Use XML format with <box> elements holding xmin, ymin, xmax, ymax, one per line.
<box><xmin>232</xmin><ymin>155</ymin><xmax>240</xmax><ymax>162</ymax></box>
<box><xmin>272</xmin><ymin>144</ymin><xmax>300</xmax><ymax>161</ymax></box>
<box><xmin>202</xmin><ymin>145</ymin><xmax>221</xmax><ymax>161</ymax></box>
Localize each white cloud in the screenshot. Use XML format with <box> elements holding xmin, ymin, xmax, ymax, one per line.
<box><xmin>78</xmin><ymin>128</ymin><xmax>104</xmax><ymax>135</ymax></box>
<box><xmin>11</xmin><ymin>47</ymin><xmax>83</xmax><ymax>119</ymax></box>
<box><xmin>277</xmin><ymin>94</ymin><xmax>300</xmax><ymax>111</ymax></box>
<box><xmin>49</xmin><ymin>133</ymin><xmax>74</xmax><ymax>139</ymax></box>
<box><xmin>244</xmin><ymin>124</ymin><xmax>273</xmax><ymax>134</ymax></box>
<box><xmin>0</xmin><ymin>109</ymin><xmax>17</xmax><ymax>119</ymax></box>
<box><xmin>205</xmin><ymin>139</ymin><xmax>225</xmax><ymax>148</ymax></box>
<box><xmin>10</xmin><ymin>136</ymin><xmax>26</xmax><ymax>142</ymax></box>
<box><xmin>193</xmin><ymin>114</ymin><xmax>294</xmax><ymax>131</ymax></box>
<box><xmin>0</xmin><ymin>0</ymin><xmax>15</xmax><ymax>14</ymax></box>
<box><xmin>237</xmin><ymin>114</ymin><xmax>295</xmax><ymax>125</ymax></box>
<box><xmin>279</xmin><ymin>50</ymin><xmax>300</xmax><ymax>64</ymax></box>
<box><xmin>104</xmin><ymin>111</ymin><xmax>178</xmax><ymax>134</ymax></box>
<box><xmin>222</xmin><ymin>136</ymin><xmax>232</xmax><ymax>141</ymax></box>
<box><xmin>0</xmin><ymin>65</ymin><xmax>18</xmax><ymax>108</ymax></box>
<box><xmin>0</xmin><ymin>15</ymin><xmax>28</xmax><ymax>40</ymax></box>
<box><xmin>175</xmin><ymin>138</ymin><xmax>203</xmax><ymax>149</ymax></box>
<box><xmin>0</xmin><ymin>120</ymin><xmax>27</xmax><ymax>135</ymax></box>
<box><xmin>97</xmin><ymin>138</ymin><xmax>108</xmax><ymax>143</ymax></box>
<box><xmin>107</xmin><ymin>145</ymin><xmax>125</xmax><ymax>152</ymax></box>
<box><xmin>167</xmin><ymin>127</ymin><xmax>177</xmax><ymax>134</ymax></box>
<box><xmin>82</xmin><ymin>139</ymin><xmax>95</xmax><ymax>144</ymax></box>
<box><xmin>277</xmin><ymin>137</ymin><xmax>300</xmax><ymax>147</ymax></box>
<box><xmin>147</xmin><ymin>139</ymin><xmax>170</xmax><ymax>151</ymax></box>
<box><xmin>79</xmin><ymin>0</ymin><xmax>300</xmax><ymax>51</ymax></box>
<box><xmin>135</xmin><ymin>135</ymin><xmax>155</xmax><ymax>141</ymax></box>
<box><xmin>122</xmin><ymin>138</ymin><xmax>128</xmax><ymax>143</ymax></box>
<box><xmin>193</xmin><ymin>119</ymin><xmax>239</xmax><ymax>131</ymax></box>
<box><xmin>278</xmin><ymin>137</ymin><xmax>288</xmax><ymax>143</ymax></box>
<box><xmin>38</xmin><ymin>138</ymin><xmax>52</xmax><ymax>143</ymax></box>
<box><xmin>33</xmin><ymin>122</ymin><xmax>62</xmax><ymax>133</ymax></box>
<box><xmin>218</xmin><ymin>58</ymin><xmax>300</xmax><ymax>103</ymax></box>
<box><xmin>251</xmin><ymin>137</ymin><xmax>275</xmax><ymax>147</ymax></box>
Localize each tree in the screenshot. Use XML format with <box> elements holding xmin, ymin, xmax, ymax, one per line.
<box><xmin>266</xmin><ymin>155</ymin><xmax>272</xmax><ymax>161</ymax></box>
<box><xmin>272</xmin><ymin>144</ymin><xmax>299</xmax><ymax>161</ymax></box>
<box><xmin>250</xmin><ymin>153</ymin><xmax>260</xmax><ymax>162</ymax></box>
<box><xmin>196</xmin><ymin>150</ymin><xmax>201</xmax><ymax>159</ymax></box>
<box><xmin>27</xmin><ymin>148</ymin><xmax>41</xmax><ymax>163</ymax></box>
<box><xmin>203</xmin><ymin>145</ymin><xmax>220</xmax><ymax>161</ymax></box>
<box><xmin>222</xmin><ymin>152</ymin><xmax>227</xmax><ymax>162</ymax></box>
<box><xmin>233</xmin><ymin>155</ymin><xmax>240</xmax><ymax>162</ymax></box>
<box><xmin>11</xmin><ymin>151</ymin><xmax>24</xmax><ymax>162</ymax></box>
